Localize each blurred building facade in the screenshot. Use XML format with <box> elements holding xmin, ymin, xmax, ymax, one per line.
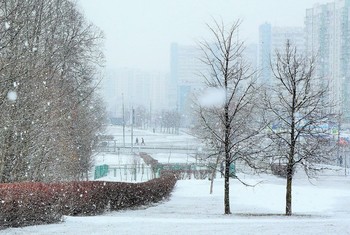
<box><xmin>258</xmin><ymin>23</ymin><xmax>305</xmax><ymax>85</ymax></box>
<box><xmin>170</xmin><ymin>42</ymin><xmax>258</xmax><ymax>126</ymax></box>
<box><xmin>305</xmin><ymin>0</ymin><xmax>350</xmax><ymax>122</ymax></box>
<box><xmin>170</xmin><ymin>43</ymin><xmax>206</xmax><ymax>117</ymax></box>
<box><xmin>101</xmin><ymin>68</ymin><xmax>171</xmax><ymax>123</ymax></box>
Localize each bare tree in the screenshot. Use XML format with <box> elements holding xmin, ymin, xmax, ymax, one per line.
<box><xmin>192</xmin><ymin>20</ymin><xmax>265</xmax><ymax>214</ymax></box>
<box><xmin>160</xmin><ymin>109</ymin><xmax>180</xmax><ymax>134</ymax></box>
<box><xmin>264</xmin><ymin>41</ymin><xmax>335</xmax><ymax>216</ymax></box>
<box><xmin>0</xmin><ymin>0</ymin><xmax>105</xmax><ymax>182</ymax></box>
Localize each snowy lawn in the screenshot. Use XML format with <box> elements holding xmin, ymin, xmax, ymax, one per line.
<box><xmin>1</xmin><ymin>173</ymin><xmax>350</xmax><ymax>235</ymax></box>
<box><xmin>103</xmin><ymin>126</ymin><xmax>203</xmax><ymax>149</ymax></box>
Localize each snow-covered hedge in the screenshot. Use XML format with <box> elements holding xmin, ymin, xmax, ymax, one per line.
<box><xmin>271</xmin><ymin>163</ymin><xmax>294</xmax><ymax>178</ymax></box>
<box><xmin>108</xmin><ymin>172</ymin><xmax>177</xmax><ymax>210</ymax></box>
<box><xmin>0</xmin><ymin>182</ymin><xmax>61</xmax><ymax>228</ymax></box>
<box><xmin>139</xmin><ymin>152</ymin><xmax>211</xmax><ymax>180</ymax></box>
<box><xmin>0</xmin><ymin>173</ymin><xmax>177</xmax><ymax>229</ymax></box>
<box><xmin>50</xmin><ymin>181</ymin><xmax>109</xmax><ymax>216</ymax></box>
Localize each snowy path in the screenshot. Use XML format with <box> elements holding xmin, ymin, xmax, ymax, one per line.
<box><xmin>2</xmin><ymin>174</ymin><xmax>350</xmax><ymax>235</ymax></box>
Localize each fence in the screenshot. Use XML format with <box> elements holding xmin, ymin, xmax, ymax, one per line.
<box><xmin>94</xmin><ymin>163</ymin><xmax>155</xmax><ymax>182</ymax></box>
<box><xmin>94</xmin><ymin>164</ymin><xmax>109</xmax><ymax>179</ymax></box>
<box><xmin>94</xmin><ymin>162</ymin><xmax>222</xmax><ymax>181</ymax></box>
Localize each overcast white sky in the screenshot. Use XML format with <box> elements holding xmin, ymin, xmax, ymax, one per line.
<box><xmin>78</xmin><ymin>0</ymin><xmax>331</xmax><ymax>72</ymax></box>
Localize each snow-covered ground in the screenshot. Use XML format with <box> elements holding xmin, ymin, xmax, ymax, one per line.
<box><xmin>1</xmin><ymin>126</ymin><xmax>350</xmax><ymax>235</ymax></box>
<box><xmin>103</xmin><ymin>125</ymin><xmax>202</xmax><ymax>149</ymax></box>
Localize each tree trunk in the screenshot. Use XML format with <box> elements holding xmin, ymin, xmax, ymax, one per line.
<box><xmin>285</xmin><ymin>163</ymin><xmax>293</xmax><ymax>216</ymax></box>
<box><xmin>224</xmin><ymin>156</ymin><xmax>231</xmax><ymax>214</ymax></box>
<box><xmin>224</xmin><ymin>99</ymin><xmax>231</xmax><ymax>214</ymax></box>
<box><xmin>210</xmin><ymin>155</ymin><xmax>220</xmax><ymax>194</ymax></box>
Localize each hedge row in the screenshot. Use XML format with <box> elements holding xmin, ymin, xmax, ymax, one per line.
<box><xmin>139</xmin><ymin>153</ymin><xmax>211</xmax><ymax>180</ymax></box>
<box><xmin>162</xmin><ymin>170</ymin><xmax>212</xmax><ymax>180</ymax></box>
<box><xmin>139</xmin><ymin>152</ymin><xmax>159</xmax><ymax>166</ymax></box>
<box><xmin>0</xmin><ymin>182</ymin><xmax>61</xmax><ymax>228</ymax></box>
<box><xmin>0</xmin><ymin>173</ymin><xmax>177</xmax><ymax>229</ymax></box>
<box><xmin>108</xmin><ymin>173</ymin><xmax>176</xmax><ymax>210</ymax></box>
<box><xmin>271</xmin><ymin>163</ymin><xmax>294</xmax><ymax>178</ymax></box>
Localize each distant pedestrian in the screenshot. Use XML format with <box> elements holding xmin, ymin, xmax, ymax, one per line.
<box><xmin>135</xmin><ymin>137</ymin><xmax>139</xmax><ymax>145</ymax></box>
<box><xmin>339</xmin><ymin>155</ymin><xmax>343</xmax><ymax>166</ymax></box>
<box><xmin>141</xmin><ymin>137</ymin><xmax>145</xmax><ymax>145</ymax></box>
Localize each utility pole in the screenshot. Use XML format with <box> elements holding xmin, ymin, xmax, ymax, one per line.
<box><xmin>336</xmin><ymin>112</ymin><xmax>347</xmax><ymax>176</ymax></box>
<box><xmin>131</xmin><ymin>108</ymin><xmax>134</xmax><ymax>153</ymax></box>
<box><xmin>149</xmin><ymin>101</ymin><xmax>152</xmax><ymax>130</ymax></box>
<box><xmin>122</xmin><ymin>93</ymin><xmax>125</xmax><ymax>147</ymax></box>
<box><xmin>345</xmin><ymin>149</ymin><xmax>347</xmax><ymax>176</ymax></box>
<box><xmin>337</xmin><ymin>113</ymin><xmax>341</xmax><ymax>168</ymax></box>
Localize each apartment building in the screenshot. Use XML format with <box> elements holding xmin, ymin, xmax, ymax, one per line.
<box><xmin>305</xmin><ymin>0</ymin><xmax>350</xmax><ymax>121</ymax></box>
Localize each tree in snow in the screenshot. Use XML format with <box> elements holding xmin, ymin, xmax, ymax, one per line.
<box><xmin>0</xmin><ymin>0</ymin><xmax>105</xmax><ymax>182</ymax></box>
<box><xmin>263</xmin><ymin>40</ymin><xmax>336</xmax><ymax>215</ymax></box>
<box><xmin>192</xmin><ymin>20</ymin><xmax>266</xmax><ymax>214</ymax></box>
<box><xmin>159</xmin><ymin>109</ymin><xmax>180</xmax><ymax>134</ymax></box>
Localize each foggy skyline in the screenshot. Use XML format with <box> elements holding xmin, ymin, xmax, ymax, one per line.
<box><xmin>78</xmin><ymin>0</ymin><xmax>331</xmax><ymax>72</ymax></box>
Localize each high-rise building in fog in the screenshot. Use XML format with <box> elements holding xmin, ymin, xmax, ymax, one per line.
<box><xmin>258</xmin><ymin>23</ymin><xmax>272</xmax><ymax>85</ymax></box>
<box><xmin>305</xmin><ymin>0</ymin><xmax>350</xmax><ymax>121</ymax></box>
<box><xmin>170</xmin><ymin>43</ymin><xmax>206</xmax><ymax>116</ymax></box>
<box><xmin>258</xmin><ymin>23</ymin><xmax>305</xmax><ymax>84</ymax></box>
<box><xmin>245</xmin><ymin>43</ymin><xmax>258</xmax><ymax>73</ymax></box>
<box><xmin>102</xmin><ymin>68</ymin><xmax>170</xmax><ymax>119</ymax></box>
<box><xmin>171</xmin><ymin>42</ymin><xmax>258</xmax><ymax>121</ymax></box>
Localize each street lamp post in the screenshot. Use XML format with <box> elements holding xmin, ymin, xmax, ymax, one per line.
<box><xmin>131</xmin><ymin>108</ymin><xmax>135</xmax><ymax>153</ymax></box>
<box><xmin>122</xmin><ymin>93</ymin><xmax>125</xmax><ymax>147</ymax></box>
<box><xmin>345</xmin><ymin>149</ymin><xmax>347</xmax><ymax>176</ymax></box>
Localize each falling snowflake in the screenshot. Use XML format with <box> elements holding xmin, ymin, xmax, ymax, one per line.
<box><xmin>7</xmin><ymin>90</ymin><xmax>17</xmax><ymax>101</ymax></box>
<box><xmin>5</xmin><ymin>22</ymin><xmax>10</xmax><ymax>29</ymax></box>
<box><xmin>198</xmin><ymin>87</ymin><xmax>226</xmax><ymax>108</ymax></box>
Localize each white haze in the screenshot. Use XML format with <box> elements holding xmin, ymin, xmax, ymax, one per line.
<box><xmin>78</xmin><ymin>0</ymin><xmax>331</xmax><ymax>72</ymax></box>
<box><xmin>198</xmin><ymin>87</ymin><xmax>226</xmax><ymax>108</ymax></box>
